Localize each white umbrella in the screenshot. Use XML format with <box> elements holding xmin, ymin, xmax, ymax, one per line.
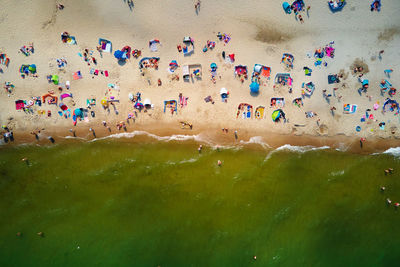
<box><xmin>143</xmin><ymin>98</ymin><xmax>152</xmax><ymax>106</ymax></box>
<box><xmin>220</xmin><ymin>88</ymin><xmax>228</xmax><ymax>95</ymax></box>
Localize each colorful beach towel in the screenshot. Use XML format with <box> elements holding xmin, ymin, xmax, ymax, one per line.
<box><xmin>15</xmin><ymin>100</ymin><xmax>25</xmax><ymax>110</ymax></box>
<box><xmin>343</xmin><ymin>104</ymin><xmax>357</xmax><ymax>114</ymax></box>
<box><xmin>73</xmin><ymin>71</ymin><xmax>82</xmax><ymax>80</ymax></box>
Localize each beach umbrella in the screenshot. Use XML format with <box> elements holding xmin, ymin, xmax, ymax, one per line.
<box><xmin>220</xmin><ymin>88</ymin><xmax>228</xmax><ymax>95</ymax></box>
<box><xmin>74</xmin><ymin>108</ymin><xmax>83</xmax><ymax>118</ymax></box>
<box><xmin>169</xmin><ymin>60</ymin><xmax>178</xmax><ymax>67</ymax></box>
<box><xmin>29</xmin><ymin>64</ymin><xmax>36</xmax><ymax>73</ymax></box>
<box><xmin>51</xmin><ymin>75</ymin><xmax>59</xmax><ymax>85</ymax></box>
<box><xmin>134</xmin><ymin>102</ymin><xmax>144</xmax><ymax>109</ymax></box>
<box><xmin>250</xmin><ymin>82</ymin><xmax>259</xmax><ymax>93</ymax></box>
<box><xmin>272</xmin><ymin>109</ymin><xmax>282</xmax><ymax>122</ymax></box>
<box><xmin>101</xmin><ymin>98</ymin><xmax>108</xmax><ymax>107</ymax></box>
<box><xmin>114</xmin><ymin>50</ymin><xmax>124</xmax><ymax>59</ymax></box>
<box><xmin>282</xmin><ymin>2</ymin><xmax>292</xmax><ymax>14</ymax></box>
<box><xmin>210</xmin><ymin>63</ymin><xmax>217</xmax><ymax>70</ymax></box>
<box><xmin>143</xmin><ymin>99</ymin><xmax>152</xmax><ymax>106</ymax></box>
<box><xmin>59</xmin><ymin>103</ymin><xmax>68</xmax><ymax>111</ymax></box>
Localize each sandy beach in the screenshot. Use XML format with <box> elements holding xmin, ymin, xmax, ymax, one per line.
<box><xmin>1</xmin><ymin>0</ymin><xmax>400</xmax><ymax>150</ymax></box>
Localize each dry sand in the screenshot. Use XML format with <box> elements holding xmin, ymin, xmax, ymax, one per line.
<box><xmin>1</xmin><ymin>0</ymin><xmax>400</xmax><ymax>149</ymax></box>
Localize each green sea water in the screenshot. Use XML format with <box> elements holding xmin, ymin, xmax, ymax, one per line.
<box><xmin>0</xmin><ymin>137</ymin><xmax>400</xmax><ymax>267</ymax></box>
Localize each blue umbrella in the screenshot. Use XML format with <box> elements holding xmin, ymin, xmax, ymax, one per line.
<box><xmin>114</xmin><ymin>50</ymin><xmax>124</xmax><ymax>59</ymax></box>
<box><xmin>74</xmin><ymin>108</ymin><xmax>83</xmax><ymax>118</ymax></box>
<box><xmin>210</xmin><ymin>63</ymin><xmax>217</xmax><ymax>69</ymax></box>
<box><xmin>250</xmin><ymin>82</ymin><xmax>259</xmax><ymax>93</ymax></box>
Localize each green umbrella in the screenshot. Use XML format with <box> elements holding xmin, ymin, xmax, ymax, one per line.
<box><xmin>272</xmin><ymin>109</ymin><xmax>281</xmax><ymax>122</ymax></box>
<box><xmin>28</xmin><ymin>64</ymin><xmax>36</xmax><ymax>73</ymax></box>
<box><xmin>51</xmin><ymin>75</ymin><xmax>59</xmax><ymax>85</ymax></box>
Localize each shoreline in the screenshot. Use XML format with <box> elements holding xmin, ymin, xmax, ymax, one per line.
<box><xmin>1</xmin><ymin>0</ymin><xmax>400</xmax><ymax>156</ymax></box>
<box><xmin>3</xmin><ymin>121</ymin><xmax>400</xmax><ymax>155</ymax></box>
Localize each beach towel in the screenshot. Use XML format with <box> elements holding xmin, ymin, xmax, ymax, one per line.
<box><xmin>204</xmin><ymin>96</ymin><xmax>212</xmax><ymax>103</ymax></box>
<box><xmin>73</xmin><ymin>71</ymin><xmax>82</xmax><ymax>80</ymax></box>
<box><xmin>15</xmin><ymin>100</ymin><xmax>25</xmax><ymax>110</ymax></box>
<box><xmin>179</xmin><ymin>95</ymin><xmax>188</xmax><ymax>107</ymax></box>
<box><xmin>343</xmin><ymin>104</ymin><xmax>357</xmax><ymax>114</ymax></box>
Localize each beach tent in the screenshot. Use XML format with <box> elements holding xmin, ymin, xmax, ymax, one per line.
<box><xmin>252</xmin><ymin>64</ymin><xmax>271</xmax><ymax>83</ymax></box>
<box><xmin>182</xmin><ymin>65</ymin><xmax>190</xmax><ymax>80</ymax></box>
<box><xmin>182</xmin><ymin>64</ymin><xmax>202</xmax><ymax>81</ymax></box>
<box><xmin>281</xmin><ymin>53</ymin><xmax>294</xmax><ymax>69</ymax></box>
<box><xmin>328</xmin><ymin>74</ymin><xmax>339</xmax><ymax>84</ymax></box>
<box><xmin>149</xmin><ymin>39</ymin><xmax>161</xmax><ymax>52</ymax></box>
<box><xmin>183</xmin><ymin>36</ymin><xmax>194</xmax><ymax>56</ymax></box>
<box><xmin>302</xmin><ymin>82</ymin><xmax>315</xmax><ymax>96</ymax></box>
<box><xmin>164</xmin><ymin>100</ymin><xmax>177</xmax><ymax>114</ymax></box>
<box><xmin>237</xmin><ymin>103</ymin><xmax>253</xmax><ymax>119</ymax></box>
<box><xmin>272</xmin><ymin>109</ymin><xmax>286</xmax><ymax>122</ymax></box>
<box><xmin>274</xmin><ymin>73</ymin><xmax>292</xmax><ymax>86</ymax></box>
<box><xmin>99</xmin><ymin>38</ymin><xmax>112</xmax><ymax>53</ymax></box>
<box><xmin>138</xmin><ymin>57</ymin><xmax>160</xmax><ymax>69</ymax></box>
<box><xmin>250</xmin><ymin>82</ymin><xmax>259</xmax><ymax>93</ymax></box>
<box><xmin>383</xmin><ymin>99</ymin><xmax>400</xmax><ymax>113</ymax></box>
<box><xmin>271</xmin><ymin>98</ymin><xmax>285</xmax><ymax>108</ymax></box>
<box><xmin>255</xmin><ymin>106</ymin><xmax>265</xmax><ymax>119</ymax></box>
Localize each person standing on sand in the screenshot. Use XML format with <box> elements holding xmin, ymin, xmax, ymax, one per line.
<box><xmin>234</xmin><ymin>130</ymin><xmax>238</xmax><ymax>140</ymax></box>
<box><xmin>195</xmin><ymin>0</ymin><xmax>201</xmax><ymax>14</ymax></box>
<box><xmin>379</xmin><ymin>50</ymin><xmax>384</xmax><ymax>61</ymax></box>
<box><xmin>360</xmin><ymin>137</ymin><xmax>366</xmax><ymax>148</ymax></box>
<box><xmin>89</xmin><ymin>128</ymin><xmax>96</xmax><ymax>138</ymax></box>
<box><xmin>69</xmin><ymin>129</ymin><xmax>76</xmax><ymax>137</ymax></box>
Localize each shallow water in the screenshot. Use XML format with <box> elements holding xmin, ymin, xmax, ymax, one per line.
<box><xmin>0</xmin><ymin>138</ymin><xmax>400</xmax><ymax>266</ymax></box>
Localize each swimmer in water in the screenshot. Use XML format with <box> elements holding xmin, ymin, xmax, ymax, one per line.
<box><xmin>387</xmin><ymin>198</ymin><xmax>392</xmax><ymax>205</ymax></box>
<box><xmin>217</xmin><ymin>160</ymin><xmax>222</xmax><ymax>166</ymax></box>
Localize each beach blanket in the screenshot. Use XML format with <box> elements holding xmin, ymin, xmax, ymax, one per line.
<box><xmin>73</xmin><ymin>71</ymin><xmax>82</xmax><ymax>80</ymax></box>
<box><xmin>204</xmin><ymin>96</ymin><xmax>213</xmax><ymax>103</ymax></box>
<box><xmin>179</xmin><ymin>95</ymin><xmax>188</xmax><ymax>107</ymax></box>
<box><xmin>343</xmin><ymin>104</ymin><xmax>357</xmax><ymax>114</ymax></box>
<box><xmin>15</xmin><ymin>100</ymin><xmax>25</xmax><ymax>110</ymax></box>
